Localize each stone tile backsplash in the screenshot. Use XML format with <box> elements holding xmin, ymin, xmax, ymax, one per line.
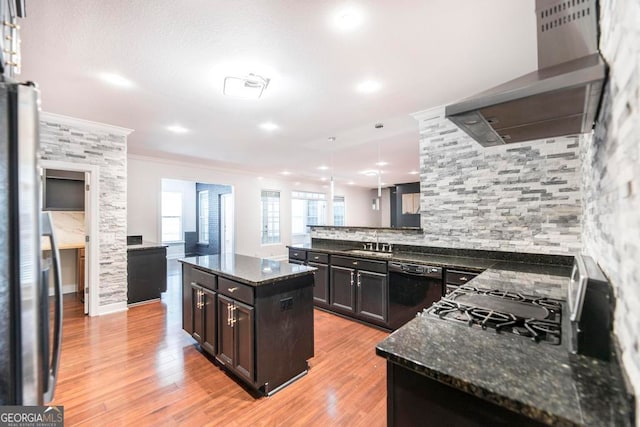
<box><xmin>582</xmin><ymin>0</ymin><xmax>640</xmax><ymax>405</ymax></box>
<box><xmin>414</xmin><ymin>106</ymin><xmax>582</xmax><ymax>255</ymax></box>
<box><xmin>40</xmin><ymin>115</ymin><xmax>129</xmax><ymax>308</ymax></box>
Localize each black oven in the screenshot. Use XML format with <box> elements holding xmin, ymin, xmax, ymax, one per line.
<box><xmin>388</xmin><ymin>262</ymin><xmax>443</xmax><ymax>330</ymax></box>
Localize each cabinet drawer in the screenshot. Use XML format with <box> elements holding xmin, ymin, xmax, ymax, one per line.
<box><xmin>191</xmin><ymin>267</ymin><xmax>217</xmax><ymax>291</ymax></box>
<box><xmin>288</xmin><ymin>248</ymin><xmax>307</xmax><ymax>262</ymax></box>
<box><xmin>307</xmin><ymin>252</ymin><xmax>328</xmax><ymax>264</ymax></box>
<box><xmin>332</xmin><ymin>256</ymin><xmax>387</xmax><ymax>274</ymax></box>
<box><xmin>446</xmin><ymin>270</ymin><xmax>478</xmax><ymax>286</ymax></box>
<box><xmin>218</xmin><ymin>277</ymin><xmax>254</xmax><ymax>305</ymax></box>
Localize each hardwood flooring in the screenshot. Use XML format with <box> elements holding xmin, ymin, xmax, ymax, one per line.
<box><xmin>51</xmin><ymin>262</ymin><xmax>388</xmax><ymax>426</ymax></box>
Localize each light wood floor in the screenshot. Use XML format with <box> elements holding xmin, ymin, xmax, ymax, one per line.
<box><xmin>51</xmin><ymin>262</ymin><xmax>388</xmax><ymax>426</ymax></box>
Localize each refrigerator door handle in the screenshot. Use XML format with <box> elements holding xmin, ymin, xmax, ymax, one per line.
<box><xmin>41</xmin><ymin>212</ymin><xmax>62</xmax><ymax>403</ymax></box>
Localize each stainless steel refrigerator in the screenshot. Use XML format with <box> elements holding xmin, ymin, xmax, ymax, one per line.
<box><xmin>0</xmin><ymin>78</ymin><xmax>62</xmax><ymax>405</ymax></box>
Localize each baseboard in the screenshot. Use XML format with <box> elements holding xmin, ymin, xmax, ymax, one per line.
<box><xmin>97</xmin><ymin>301</ymin><xmax>128</xmax><ymax>316</ymax></box>
<box><xmin>49</xmin><ymin>284</ymin><xmax>77</xmax><ymax>296</ymax></box>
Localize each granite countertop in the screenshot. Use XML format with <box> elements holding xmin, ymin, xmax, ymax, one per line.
<box><xmin>42</xmin><ymin>211</ymin><xmax>85</xmax><ymax>250</ymax></box>
<box><xmin>127</xmin><ymin>242</ymin><xmax>168</xmax><ymax>251</ymax></box>
<box><xmin>288</xmin><ymin>244</ymin><xmax>497</xmax><ymax>271</ymax></box>
<box><xmin>179</xmin><ymin>253</ymin><xmax>316</xmax><ymax>286</ymax></box>
<box><xmin>375</xmin><ymin>264</ymin><xmax>633</xmax><ymax>426</ymax></box>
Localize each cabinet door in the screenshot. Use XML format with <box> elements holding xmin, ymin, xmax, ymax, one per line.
<box><xmin>330</xmin><ymin>265</ymin><xmax>356</xmax><ymax>313</ymax></box>
<box><xmin>216</xmin><ymin>295</ymin><xmax>234</xmax><ymax>367</ymax></box>
<box><xmin>191</xmin><ymin>283</ymin><xmax>204</xmax><ymax>343</ymax></box>
<box><xmin>357</xmin><ymin>270</ymin><xmax>388</xmax><ymax>324</ymax></box>
<box><xmin>201</xmin><ymin>287</ymin><xmax>216</xmax><ymax>355</ymax></box>
<box><xmin>182</xmin><ymin>266</ymin><xmax>193</xmax><ymax>334</ymax></box>
<box><xmin>233</xmin><ymin>300</ymin><xmax>255</xmax><ymax>383</ymax></box>
<box><xmin>308</xmin><ymin>262</ymin><xmax>329</xmax><ymax>305</ymax></box>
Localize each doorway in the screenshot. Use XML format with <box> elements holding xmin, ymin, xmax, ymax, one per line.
<box><xmin>220</xmin><ymin>192</ymin><xmax>234</xmax><ymax>255</ymax></box>
<box><xmin>160</xmin><ymin>179</ymin><xmax>234</xmax><ymax>259</ymax></box>
<box><xmin>41</xmin><ymin>160</ymin><xmax>99</xmax><ymax>316</ymax></box>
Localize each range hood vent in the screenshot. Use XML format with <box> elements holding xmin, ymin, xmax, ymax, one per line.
<box><xmin>445</xmin><ymin>0</ymin><xmax>606</xmax><ymax>147</ymax></box>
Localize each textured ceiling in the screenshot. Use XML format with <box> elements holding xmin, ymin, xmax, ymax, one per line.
<box><xmin>19</xmin><ymin>0</ymin><xmax>537</xmax><ymax>188</ymax></box>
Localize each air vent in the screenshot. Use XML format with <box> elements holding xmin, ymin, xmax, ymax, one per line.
<box><xmin>536</xmin><ymin>0</ymin><xmax>597</xmax><ymax>68</ymax></box>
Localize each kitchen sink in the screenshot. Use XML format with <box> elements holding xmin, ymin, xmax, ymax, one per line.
<box><xmin>347</xmin><ymin>249</ymin><xmax>393</xmax><ymax>258</ymax></box>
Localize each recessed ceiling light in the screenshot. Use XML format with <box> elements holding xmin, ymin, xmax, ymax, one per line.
<box><xmin>257</xmin><ymin>176</ymin><xmax>264</xmax><ymax>180</ymax></box>
<box><xmin>320</xmin><ymin>177</ymin><xmax>328</xmax><ymax>181</ymax></box>
<box><xmin>259</xmin><ymin>122</ymin><xmax>279</xmax><ymax>131</ymax></box>
<box><xmin>375</xmin><ymin>161</ymin><xmax>388</xmax><ymax>166</ymax></box>
<box><xmin>361</xmin><ymin>169</ymin><xmax>379</xmax><ymax>177</ymax></box>
<box><xmin>318</xmin><ymin>165</ymin><xmax>329</xmax><ymax>171</ymax></box>
<box><xmin>223</xmin><ymin>73</ymin><xmax>270</xmax><ymax>99</ymax></box>
<box><xmin>333</xmin><ymin>6</ymin><xmax>364</xmax><ymax>31</ymax></box>
<box><xmin>348</xmin><ymin>181</ymin><xmax>355</xmax><ymax>185</ymax></box>
<box><xmin>294</xmin><ymin>181</ymin><xmax>300</xmax><ymax>186</ymax></box>
<box><xmin>167</xmin><ymin>124</ymin><xmax>189</xmax><ymax>134</ymax></box>
<box><xmin>409</xmin><ymin>170</ymin><xmax>419</xmax><ymax>175</ymax></box>
<box><xmin>356</xmin><ymin>79</ymin><xmax>382</xmax><ymax>94</ymax></box>
<box><xmin>98</xmin><ymin>72</ymin><xmax>134</xmax><ymax>88</ymax></box>
<box><xmin>281</xmin><ymin>171</ymin><xmax>292</xmax><ymax>176</ymax></box>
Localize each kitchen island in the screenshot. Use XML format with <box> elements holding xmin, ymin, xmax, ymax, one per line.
<box><xmin>179</xmin><ymin>254</ymin><xmax>316</xmax><ymax>396</ymax></box>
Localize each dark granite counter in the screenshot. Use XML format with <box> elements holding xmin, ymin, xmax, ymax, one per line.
<box><xmin>376</xmin><ymin>264</ymin><xmax>633</xmax><ymax>426</ymax></box>
<box><xmin>179</xmin><ymin>254</ymin><xmax>316</xmax><ymax>286</ymax></box>
<box><xmin>127</xmin><ymin>241</ymin><xmax>168</xmax><ymax>251</ymax></box>
<box><xmin>288</xmin><ymin>244</ymin><xmax>498</xmax><ymax>271</ymax></box>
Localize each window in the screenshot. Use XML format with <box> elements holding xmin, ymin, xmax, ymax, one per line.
<box><xmin>333</xmin><ymin>196</ymin><xmax>345</xmax><ymax>226</ymax></box>
<box><xmin>291</xmin><ymin>191</ymin><xmax>327</xmax><ymax>246</ymax></box>
<box><xmin>198</xmin><ymin>190</ymin><xmax>209</xmax><ymax>244</ymax></box>
<box><xmin>161</xmin><ymin>191</ymin><xmax>182</xmax><ymax>242</ymax></box>
<box><xmin>261</xmin><ymin>190</ymin><xmax>280</xmax><ymax>244</ymax></box>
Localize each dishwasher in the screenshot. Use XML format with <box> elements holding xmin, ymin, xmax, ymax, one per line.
<box><xmin>388</xmin><ymin>262</ymin><xmax>444</xmax><ymax>330</ymax></box>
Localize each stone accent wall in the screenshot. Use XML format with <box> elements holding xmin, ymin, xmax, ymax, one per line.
<box><xmin>414</xmin><ymin>107</ymin><xmax>582</xmax><ymax>255</ymax></box>
<box><xmin>583</xmin><ymin>0</ymin><xmax>640</xmax><ymax>401</ymax></box>
<box><xmin>40</xmin><ymin>113</ymin><xmax>130</xmax><ymax>308</ymax></box>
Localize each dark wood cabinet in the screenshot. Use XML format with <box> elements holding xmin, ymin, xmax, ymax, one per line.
<box><xmin>330</xmin><ymin>265</ymin><xmax>356</xmax><ymax>313</ymax></box>
<box><xmin>309</xmin><ymin>261</ymin><xmax>329</xmax><ymax>306</ymax></box>
<box><xmin>308</xmin><ymin>251</ymin><xmax>329</xmax><ymax>307</ymax></box>
<box><xmin>356</xmin><ymin>270</ymin><xmax>387</xmax><ymax>324</ymax></box>
<box><xmin>216</xmin><ymin>294</ymin><xmax>255</xmax><ymax>383</ymax></box>
<box><xmin>386</xmin><ymin>361</ymin><xmax>545</xmax><ymax>426</ymax></box>
<box><xmin>181</xmin><ymin>260</ymin><xmax>315</xmax><ymax>395</ymax></box>
<box><xmin>330</xmin><ymin>256</ymin><xmax>388</xmax><ymax>327</ymax></box>
<box><xmin>127</xmin><ymin>246</ymin><xmax>167</xmax><ymax>305</ymax></box>
<box><xmin>182</xmin><ymin>270</ymin><xmax>217</xmax><ymax>356</ymax></box>
<box><xmin>445</xmin><ymin>269</ymin><xmax>479</xmax><ymax>295</ymax></box>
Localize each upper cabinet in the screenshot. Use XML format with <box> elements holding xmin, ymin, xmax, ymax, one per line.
<box><xmin>43</xmin><ymin>169</ymin><xmax>85</xmax><ymax>211</ymax></box>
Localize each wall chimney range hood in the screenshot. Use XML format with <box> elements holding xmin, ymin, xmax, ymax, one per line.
<box><xmin>445</xmin><ymin>0</ymin><xmax>606</xmax><ymax>147</ymax></box>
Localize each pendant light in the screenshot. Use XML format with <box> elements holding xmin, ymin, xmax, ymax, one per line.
<box><xmin>328</xmin><ymin>137</ymin><xmax>336</xmax><ymax>200</ymax></box>
<box><xmin>375</xmin><ymin>123</ymin><xmax>383</xmax><ymax>197</ymax></box>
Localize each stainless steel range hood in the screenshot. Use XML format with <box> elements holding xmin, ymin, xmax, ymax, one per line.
<box><xmin>445</xmin><ymin>0</ymin><xmax>606</xmax><ymax>147</ymax></box>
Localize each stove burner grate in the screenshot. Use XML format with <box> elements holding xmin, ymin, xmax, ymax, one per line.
<box><xmin>425</xmin><ymin>288</ymin><xmax>563</xmax><ymax>345</ymax></box>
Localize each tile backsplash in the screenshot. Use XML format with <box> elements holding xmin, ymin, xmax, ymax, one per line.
<box><xmin>582</xmin><ymin>0</ymin><xmax>640</xmax><ymax>405</ymax></box>
<box><xmin>413</xmin><ymin>107</ymin><xmax>582</xmax><ymax>255</ymax></box>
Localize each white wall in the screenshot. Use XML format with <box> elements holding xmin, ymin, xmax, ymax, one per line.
<box><xmin>127</xmin><ymin>155</ymin><xmax>378</xmax><ymax>259</ymax></box>
<box><xmin>368</xmin><ymin>188</ymin><xmax>392</xmax><ymax>227</ymax></box>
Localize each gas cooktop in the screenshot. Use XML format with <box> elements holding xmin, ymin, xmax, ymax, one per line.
<box><xmin>423</xmin><ymin>286</ymin><xmax>563</xmax><ymax>345</ymax></box>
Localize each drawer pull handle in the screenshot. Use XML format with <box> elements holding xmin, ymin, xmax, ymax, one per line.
<box><xmin>314</xmin><ymin>256</ymin><xmax>319</xmax><ymax>260</ymax></box>
<box><xmin>353</xmin><ymin>261</ymin><xmax>358</xmax><ymax>265</ymax></box>
<box><xmin>228</xmin><ymin>287</ymin><xmax>238</xmax><ymax>293</ymax></box>
<box><xmin>460</xmin><ymin>277</ymin><xmax>468</xmax><ymax>281</ymax></box>
<box><xmin>293</xmin><ymin>252</ymin><xmax>298</xmax><ymax>256</ymax></box>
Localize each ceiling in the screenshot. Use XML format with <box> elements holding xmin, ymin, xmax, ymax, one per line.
<box><xmin>19</xmin><ymin>0</ymin><xmax>537</xmax><ymax>189</ymax></box>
